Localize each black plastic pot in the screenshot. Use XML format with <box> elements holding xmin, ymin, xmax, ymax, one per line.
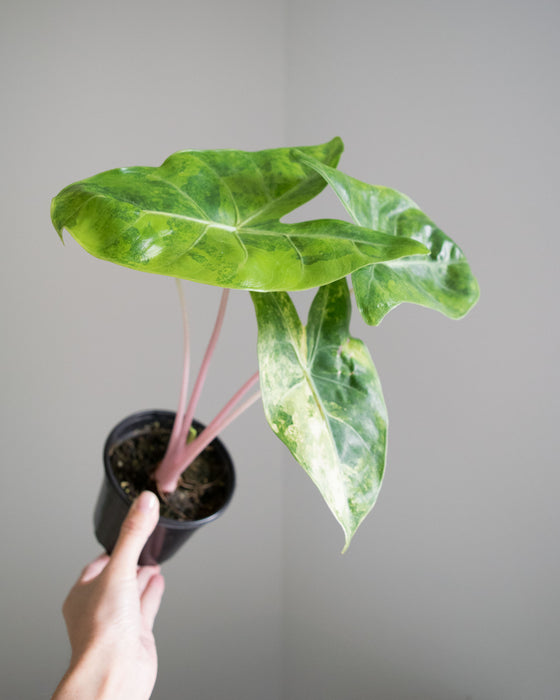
<box><xmin>94</xmin><ymin>410</ymin><xmax>235</xmax><ymax>565</ymax></box>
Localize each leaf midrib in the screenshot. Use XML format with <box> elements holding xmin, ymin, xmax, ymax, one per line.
<box><xmin>361</xmin><ymin>257</ymin><xmax>469</xmax><ymax>270</ymax></box>
<box><xmin>269</xmin><ymin>295</ymin><xmax>351</xmax><ymax>517</ymax></box>
<box><xmin>270</xmin><ymin>296</ymin><xmax>332</xmax><ymax>442</ymax></box>
<box><xmin>107</xmin><ymin>157</ymin><xmax>320</xmax><ymax>231</ymax></box>
<box><xmin>75</xmin><ymin>192</ymin><xmax>416</xmax><ymax>254</ymax></box>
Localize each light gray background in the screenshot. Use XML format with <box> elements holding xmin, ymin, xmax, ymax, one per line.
<box><xmin>1</xmin><ymin>0</ymin><xmax>558</xmax><ymax>698</ymax></box>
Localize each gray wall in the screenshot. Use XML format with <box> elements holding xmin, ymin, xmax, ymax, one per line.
<box><xmin>2</xmin><ymin>1</ymin><xmax>558</xmax><ymax>698</ymax></box>
<box><xmin>282</xmin><ymin>2</ymin><xmax>560</xmax><ymax>699</ymax></box>
<box><xmin>2</xmin><ymin>2</ymin><xmax>285</xmax><ymax>698</ymax></box>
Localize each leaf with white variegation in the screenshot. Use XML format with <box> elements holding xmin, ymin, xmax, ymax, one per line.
<box><xmin>297</xmin><ymin>154</ymin><xmax>480</xmax><ymax>324</ymax></box>
<box><xmin>251</xmin><ymin>279</ymin><xmax>387</xmax><ymax>550</ymax></box>
<box><xmin>51</xmin><ymin>139</ymin><xmax>428</xmax><ymax>292</ymax></box>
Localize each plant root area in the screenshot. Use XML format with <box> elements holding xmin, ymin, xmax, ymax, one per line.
<box><xmin>108</xmin><ymin>420</ymin><xmax>231</xmax><ymax>521</ymax></box>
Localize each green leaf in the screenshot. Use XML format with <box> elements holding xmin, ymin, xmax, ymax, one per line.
<box><xmin>51</xmin><ymin>139</ymin><xmax>428</xmax><ymax>292</ymax></box>
<box><xmin>298</xmin><ymin>154</ymin><xmax>480</xmax><ymax>324</ymax></box>
<box><xmin>251</xmin><ymin>280</ymin><xmax>387</xmax><ymax>550</ymax></box>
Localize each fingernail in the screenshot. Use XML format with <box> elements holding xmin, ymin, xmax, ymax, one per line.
<box><xmin>135</xmin><ymin>491</ymin><xmax>158</xmax><ymax>512</ymax></box>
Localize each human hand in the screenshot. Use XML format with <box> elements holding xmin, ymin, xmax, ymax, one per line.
<box><xmin>53</xmin><ymin>491</ymin><xmax>165</xmax><ymax>700</ymax></box>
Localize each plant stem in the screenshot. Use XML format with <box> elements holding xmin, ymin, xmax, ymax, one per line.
<box><xmin>175</xmin><ymin>373</ymin><xmax>261</xmax><ymax>473</ymax></box>
<box><xmin>154</xmin><ymin>288</ymin><xmax>238</xmax><ymax>494</ymax></box>
<box><xmin>155</xmin><ymin>372</ymin><xmax>260</xmax><ymax>494</ymax></box>
<box><xmin>194</xmin><ymin>371</ymin><xmax>260</xmax><ymax>443</ymax></box>
<box><xmin>179</xmin><ymin>288</ymin><xmax>229</xmax><ymax>446</ymax></box>
<box><xmin>163</xmin><ymin>279</ymin><xmax>191</xmax><ymax>465</ymax></box>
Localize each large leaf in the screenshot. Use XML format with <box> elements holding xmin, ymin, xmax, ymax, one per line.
<box><xmin>51</xmin><ymin>139</ymin><xmax>428</xmax><ymax>291</ymax></box>
<box><xmin>298</xmin><ymin>154</ymin><xmax>480</xmax><ymax>324</ymax></box>
<box><xmin>251</xmin><ymin>280</ymin><xmax>387</xmax><ymax>550</ymax></box>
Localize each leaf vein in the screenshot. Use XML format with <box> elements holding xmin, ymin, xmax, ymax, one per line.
<box><xmin>187</xmin><ymin>154</ymin><xmax>241</xmax><ymax>225</ymax></box>
<box><xmin>147</xmin><ymin>173</ymin><xmax>211</xmax><ymax>220</ymax></box>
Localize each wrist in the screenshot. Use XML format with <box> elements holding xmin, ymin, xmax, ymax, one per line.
<box><xmin>52</xmin><ymin>648</ymin><xmax>134</xmax><ymax>700</ymax></box>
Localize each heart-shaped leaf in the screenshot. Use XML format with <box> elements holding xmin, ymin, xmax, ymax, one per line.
<box><xmin>251</xmin><ymin>279</ymin><xmax>387</xmax><ymax>549</ymax></box>
<box><xmin>298</xmin><ymin>154</ymin><xmax>480</xmax><ymax>324</ymax></box>
<box><xmin>51</xmin><ymin>139</ymin><xmax>428</xmax><ymax>291</ymax></box>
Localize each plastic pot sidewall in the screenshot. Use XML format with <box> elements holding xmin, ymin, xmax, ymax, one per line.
<box><xmin>94</xmin><ymin>410</ymin><xmax>235</xmax><ymax>565</ymax></box>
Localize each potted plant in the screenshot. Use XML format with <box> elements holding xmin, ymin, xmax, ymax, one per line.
<box><xmin>50</xmin><ymin>137</ymin><xmax>479</xmax><ymax>561</ymax></box>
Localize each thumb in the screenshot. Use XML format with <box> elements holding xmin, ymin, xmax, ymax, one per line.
<box><xmin>109</xmin><ymin>491</ymin><xmax>160</xmax><ymax>573</ymax></box>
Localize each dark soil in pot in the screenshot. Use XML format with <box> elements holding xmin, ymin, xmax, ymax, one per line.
<box><xmin>109</xmin><ymin>417</ymin><xmax>232</xmax><ymax>521</ymax></box>
<box><xmin>94</xmin><ymin>410</ymin><xmax>235</xmax><ymax>564</ymax></box>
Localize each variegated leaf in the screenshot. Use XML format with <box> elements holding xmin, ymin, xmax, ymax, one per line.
<box><xmin>51</xmin><ymin>139</ymin><xmax>428</xmax><ymax>292</ymax></box>
<box><xmin>252</xmin><ymin>279</ymin><xmax>387</xmax><ymax>549</ymax></box>
<box><xmin>298</xmin><ymin>154</ymin><xmax>479</xmax><ymax>324</ymax></box>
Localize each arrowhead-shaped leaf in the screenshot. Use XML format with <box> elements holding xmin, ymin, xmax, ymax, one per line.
<box><xmin>51</xmin><ymin>139</ymin><xmax>428</xmax><ymax>291</ymax></box>
<box><xmin>251</xmin><ymin>280</ymin><xmax>387</xmax><ymax>550</ymax></box>
<box><xmin>298</xmin><ymin>154</ymin><xmax>480</xmax><ymax>324</ymax></box>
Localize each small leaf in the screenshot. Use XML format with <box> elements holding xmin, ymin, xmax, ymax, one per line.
<box><xmin>298</xmin><ymin>154</ymin><xmax>480</xmax><ymax>324</ymax></box>
<box><xmin>51</xmin><ymin>139</ymin><xmax>427</xmax><ymax>292</ymax></box>
<box><xmin>252</xmin><ymin>280</ymin><xmax>387</xmax><ymax>550</ymax></box>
